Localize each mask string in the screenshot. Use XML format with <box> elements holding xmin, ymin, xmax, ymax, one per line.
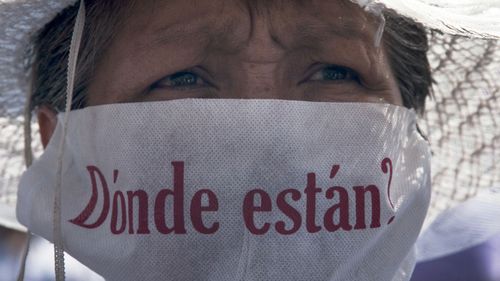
<box><xmin>374</xmin><ymin>14</ymin><xmax>386</xmax><ymax>48</ymax></box>
<box><xmin>360</xmin><ymin>2</ymin><xmax>386</xmax><ymax>48</ymax></box>
<box><xmin>53</xmin><ymin>1</ymin><xmax>86</xmax><ymax>280</ymax></box>
<box><xmin>16</xmin><ymin>233</ymin><xmax>31</xmax><ymax>281</ymax></box>
<box><xmin>16</xmin><ymin>40</ymin><xmax>36</xmax><ymax>281</ymax></box>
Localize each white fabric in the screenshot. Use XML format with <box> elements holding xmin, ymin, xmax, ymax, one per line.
<box><xmin>17</xmin><ymin>100</ymin><xmax>431</xmax><ymax>281</ymax></box>
<box><xmin>0</xmin><ymin>201</ymin><xmax>25</xmax><ymax>232</ymax></box>
<box><xmin>375</xmin><ymin>0</ymin><xmax>500</xmax><ymax>38</ymax></box>
<box><xmin>0</xmin><ymin>0</ymin><xmax>76</xmax><ymax>118</ymax></box>
<box><xmin>416</xmin><ymin>186</ymin><xmax>500</xmax><ymax>262</ymax></box>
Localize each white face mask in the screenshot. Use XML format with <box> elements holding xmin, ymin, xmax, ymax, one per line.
<box><xmin>17</xmin><ymin>99</ymin><xmax>431</xmax><ymax>281</ymax></box>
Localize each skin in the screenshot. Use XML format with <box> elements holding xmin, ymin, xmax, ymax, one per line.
<box><xmin>38</xmin><ymin>0</ymin><xmax>403</xmax><ymax>147</ymax></box>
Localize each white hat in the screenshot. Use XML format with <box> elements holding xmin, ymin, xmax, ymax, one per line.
<box><xmin>0</xmin><ymin>0</ymin><xmax>499</xmax><ymax>235</ymax></box>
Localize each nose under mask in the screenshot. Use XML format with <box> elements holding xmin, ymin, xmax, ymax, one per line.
<box><xmin>17</xmin><ymin>99</ymin><xmax>431</xmax><ymax>281</ymax></box>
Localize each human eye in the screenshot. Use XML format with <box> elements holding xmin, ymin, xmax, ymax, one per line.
<box><xmin>307</xmin><ymin>65</ymin><xmax>359</xmax><ymax>83</ymax></box>
<box><xmin>151</xmin><ymin>70</ymin><xmax>209</xmax><ymax>90</ymax></box>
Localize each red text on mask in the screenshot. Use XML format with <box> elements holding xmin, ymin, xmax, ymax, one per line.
<box><xmin>69</xmin><ymin>160</ymin><xmax>393</xmax><ymax>235</ymax></box>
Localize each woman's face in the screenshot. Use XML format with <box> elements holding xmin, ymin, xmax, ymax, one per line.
<box><xmin>86</xmin><ymin>0</ymin><xmax>403</xmax><ymax>106</ymax></box>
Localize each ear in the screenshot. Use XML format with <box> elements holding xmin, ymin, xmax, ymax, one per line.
<box><xmin>37</xmin><ymin>105</ymin><xmax>58</xmax><ymax>149</ymax></box>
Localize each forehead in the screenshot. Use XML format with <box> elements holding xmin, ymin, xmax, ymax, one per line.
<box><xmin>119</xmin><ymin>0</ymin><xmax>378</xmax><ymax>51</ymax></box>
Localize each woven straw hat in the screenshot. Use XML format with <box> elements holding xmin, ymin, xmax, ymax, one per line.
<box><xmin>0</xmin><ymin>0</ymin><xmax>499</xmax><ymax>239</ymax></box>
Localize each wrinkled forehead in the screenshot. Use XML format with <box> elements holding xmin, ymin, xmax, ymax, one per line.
<box><xmin>118</xmin><ymin>0</ymin><xmax>379</xmax><ymax>51</ymax></box>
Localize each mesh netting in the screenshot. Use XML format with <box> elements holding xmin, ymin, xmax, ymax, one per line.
<box><xmin>421</xmin><ymin>31</ymin><xmax>500</xmax><ymax>223</ymax></box>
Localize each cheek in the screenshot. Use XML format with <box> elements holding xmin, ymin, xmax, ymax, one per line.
<box><xmin>379</xmin><ymin>66</ymin><xmax>404</xmax><ymax>106</ymax></box>
<box><xmin>389</xmin><ymin>83</ymin><xmax>404</xmax><ymax>106</ymax></box>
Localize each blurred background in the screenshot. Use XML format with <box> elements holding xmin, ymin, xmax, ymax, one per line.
<box><xmin>0</xmin><ymin>226</ymin><xmax>103</xmax><ymax>281</ymax></box>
